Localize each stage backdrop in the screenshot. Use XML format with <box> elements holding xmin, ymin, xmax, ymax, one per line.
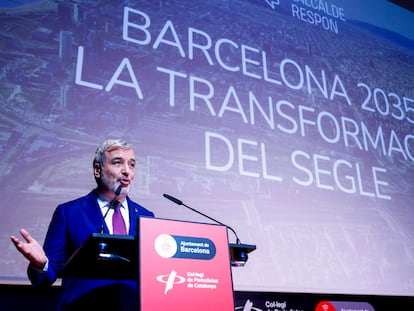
<box><xmin>1</xmin><ymin>0</ymin><xmax>413</xmax><ymax>297</ymax></box>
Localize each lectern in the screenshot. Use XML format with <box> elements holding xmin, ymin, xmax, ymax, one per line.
<box><xmin>60</xmin><ymin>233</ymin><xmax>136</xmax><ymax>280</ymax></box>
<box><xmin>61</xmin><ymin>217</ymin><xmax>255</xmax><ymax>310</ymax></box>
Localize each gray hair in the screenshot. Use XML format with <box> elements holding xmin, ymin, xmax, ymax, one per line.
<box><xmin>93</xmin><ymin>139</ymin><xmax>133</xmax><ymax>167</ymax></box>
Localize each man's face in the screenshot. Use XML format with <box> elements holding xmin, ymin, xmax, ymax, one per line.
<box><xmin>97</xmin><ymin>147</ymin><xmax>136</xmax><ymax>196</ymax></box>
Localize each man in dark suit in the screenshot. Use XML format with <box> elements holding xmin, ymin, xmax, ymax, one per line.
<box><xmin>10</xmin><ymin>139</ymin><xmax>154</xmax><ymax>310</ymax></box>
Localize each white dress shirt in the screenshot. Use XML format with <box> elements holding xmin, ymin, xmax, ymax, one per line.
<box><xmin>97</xmin><ymin>198</ymin><xmax>130</xmax><ymax>234</ymax></box>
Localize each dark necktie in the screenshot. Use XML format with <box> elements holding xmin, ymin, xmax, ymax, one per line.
<box><xmin>112</xmin><ymin>201</ymin><xmax>127</xmax><ymax>235</ymax></box>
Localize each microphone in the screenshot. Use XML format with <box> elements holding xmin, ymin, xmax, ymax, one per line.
<box><xmin>99</xmin><ymin>185</ymin><xmax>123</xmax><ymax>233</ymax></box>
<box><xmin>163</xmin><ymin>193</ymin><xmax>241</xmax><ymax>244</ymax></box>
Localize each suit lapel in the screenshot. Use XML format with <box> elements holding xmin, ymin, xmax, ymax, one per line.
<box><xmin>81</xmin><ymin>191</ymin><xmax>108</xmax><ymax>233</ymax></box>
<box><xmin>127</xmin><ymin>197</ymin><xmax>140</xmax><ymax>235</ymax></box>
<box><xmin>78</xmin><ymin>193</ymin><xmax>143</xmax><ymax>235</ymax></box>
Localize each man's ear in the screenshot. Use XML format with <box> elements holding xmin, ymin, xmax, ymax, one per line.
<box><xmin>94</xmin><ymin>163</ymin><xmax>101</xmax><ymax>178</ymax></box>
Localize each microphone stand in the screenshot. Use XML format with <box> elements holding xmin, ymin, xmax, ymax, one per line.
<box><xmin>99</xmin><ymin>185</ymin><xmax>123</xmax><ymax>234</ymax></box>
<box><xmin>163</xmin><ymin>193</ymin><xmax>256</xmax><ymax>266</ymax></box>
<box><xmin>163</xmin><ymin>193</ymin><xmax>241</xmax><ymax>244</ymax></box>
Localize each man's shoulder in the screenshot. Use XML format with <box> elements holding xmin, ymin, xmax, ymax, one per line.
<box><xmin>127</xmin><ymin>197</ymin><xmax>155</xmax><ymax>217</ymax></box>
<box><xmin>57</xmin><ymin>191</ymin><xmax>97</xmax><ymax>208</ymax></box>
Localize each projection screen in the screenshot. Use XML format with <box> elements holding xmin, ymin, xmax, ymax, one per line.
<box><xmin>1</xmin><ymin>0</ymin><xmax>413</xmax><ymax>297</ymax></box>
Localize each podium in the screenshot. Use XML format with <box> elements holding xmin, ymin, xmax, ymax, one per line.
<box><xmin>60</xmin><ymin>233</ymin><xmax>136</xmax><ymax>280</ymax></box>
<box><xmin>61</xmin><ymin>217</ymin><xmax>254</xmax><ymax>310</ymax></box>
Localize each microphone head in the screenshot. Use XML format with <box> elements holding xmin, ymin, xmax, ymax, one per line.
<box><xmin>115</xmin><ymin>185</ymin><xmax>122</xmax><ymax>196</ymax></box>
<box><xmin>163</xmin><ymin>193</ymin><xmax>183</xmax><ymax>205</ymax></box>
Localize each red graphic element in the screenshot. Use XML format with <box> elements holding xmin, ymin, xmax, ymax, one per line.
<box><xmin>316</xmin><ymin>301</ymin><xmax>336</xmax><ymax>311</ymax></box>
<box><xmin>138</xmin><ymin>218</ymin><xmax>235</xmax><ymax>311</ymax></box>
